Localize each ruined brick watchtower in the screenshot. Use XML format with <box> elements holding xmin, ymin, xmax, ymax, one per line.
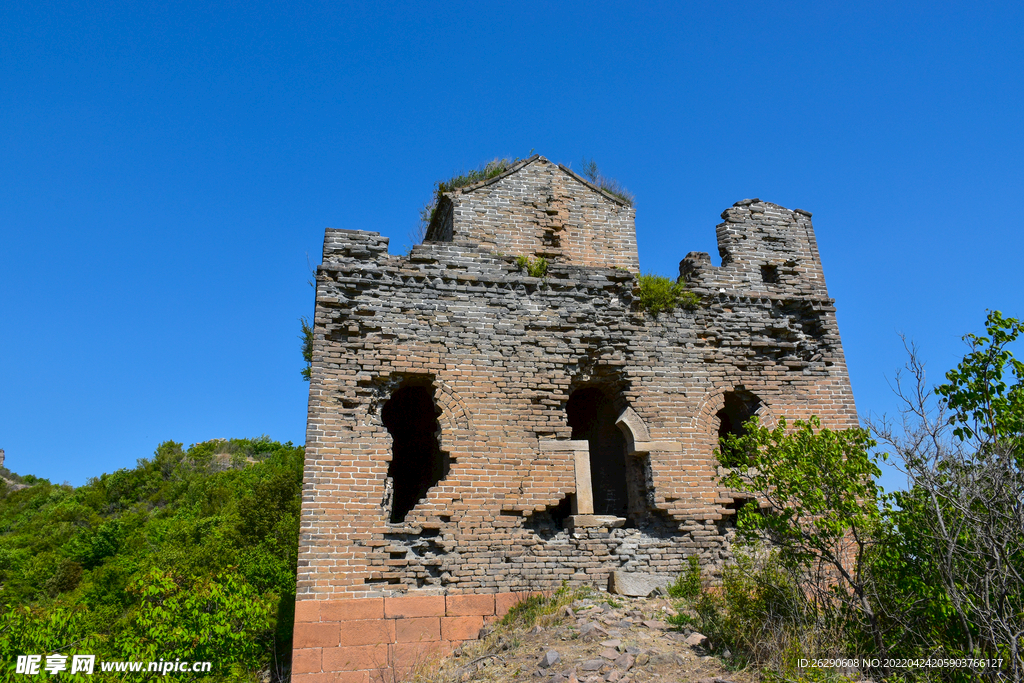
<box><xmin>292</xmin><ymin>156</ymin><xmax>858</xmax><ymax>681</ymax></box>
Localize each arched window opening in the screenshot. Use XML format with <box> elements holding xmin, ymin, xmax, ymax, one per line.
<box><xmin>567</xmin><ymin>387</ymin><xmax>629</xmax><ymax>518</ymax></box>
<box><xmin>716</xmin><ymin>389</ymin><xmax>762</xmax><ymax>467</ymax></box>
<box><xmin>382</xmin><ymin>382</ymin><xmax>449</xmax><ymax>523</ymax></box>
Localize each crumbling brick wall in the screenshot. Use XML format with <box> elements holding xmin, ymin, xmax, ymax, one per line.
<box><xmin>292</xmin><ymin>157</ymin><xmax>858</xmax><ymax>681</ymax></box>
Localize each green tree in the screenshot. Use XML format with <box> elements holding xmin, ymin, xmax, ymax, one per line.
<box><xmin>870</xmin><ymin>311</ymin><xmax>1023</xmax><ymax>680</ymax></box>
<box><xmin>720</xmin><ymin>417</ymin><xmax>888</xmax><ymax>664</ymax></box>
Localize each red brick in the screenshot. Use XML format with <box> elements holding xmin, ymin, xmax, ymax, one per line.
<box><xmin>384</xmin><ymin>595</ymin><xmax>446</xmax><ymax>618</ymax></box>
<box><xmin>495</xmin><ymin>592</ymin><xmax>533</xmax><ymax>618</ymax></box>
<box><xmin>295</xmin><ymin>600</ymin><xmax>321</xmax><ymax>623</ymax></box>
<box><xmin>322</xmin><ymin>644</ymin><xmax>390</xmax><ymax>672</ymax></box>
<box><xmin>395</xmin><ymin>617</ymin><xmax>440</xmax><ymax>643</ymax></box>
<box><xmin>294</xmin><ymin>623</ymin><xmax>340</xmax><ymax>649</ymax></box>
<box><xmin>446</xmin><ymin>594</ymin><xmax>495</xmax><ymax>616</ymax></box>
<box><xmin>321</xmin><ymin>598</ymin><xmax>384</xmax><ymax>622</ymax></box>
<box><xmin>292</xmin><ymin>672</ymin><xmax>370</xmax><ymax>683</ymax></box>
<box><xmin>441</xmin><ymin>615</ymin><xmax>484</xmax><ymax>641</ymax></box>
<box><xmin>391</xmin><ymin>641</ymin><xmax>453</xmax><ymax>670</ymax></box>
<box><xmin>292</xmin><ymin>648</ymin><xmax>323</xmax><ymax>674</ymax></box>
<box><xmin>338</xmin><ymin>619</ymin><xmax>395</xmax><ymax>647</ymax></box>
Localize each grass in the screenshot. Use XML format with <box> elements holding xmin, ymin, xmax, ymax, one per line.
<box><xmin>637</xmin><ymin>274</ymin><xmax>702</xmax><ymax>315</ymax></box>
<box><xmin>409</xmin><ymin>584</ymin><xmax>591</xmax><ymax>683</ymax></box>
<box><xmin>419</xmin><ymin>157</ymin><xmax>526</xmax><ymax>239</ymax></box>
<box><xmin>414</xmin><ymin>155</ymin><xmax>635</xmax><ymax>245</ymax></box>
<box><xmin>667</xmin><ymin>555</ymin><xmax>702</xmax><ymax>600</ymax></box>
<box><xmin>579</xmin><ymin>157</ymin><xmax>635</xmax><ymax>206</ymax></box>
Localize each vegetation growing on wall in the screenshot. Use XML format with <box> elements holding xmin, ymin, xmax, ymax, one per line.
<box><xmin>637</xmin><ymin>274</ymin><xmax>701</xmax><ymax>315</ymax></box>
<box><xmin>515</xmin><ymin>255</ymin><xmax>548</xmax><ymax>278</ymax></box>
<box><xmin>413</xmin><ymin>155</ymin><xmax>635</xmax><ymax>244</ymax></box>
<box><xmin>0</xmin><ymin>438</ymin><xmax>303</xmax><ymax>682</ymax></box>
<box><xmin>415</xmin><ymin>157</ymin><xmax>526</xmax><ymax>243</ymax></box>
<box><xmin>578</xmin><ymin>157</ymin><xmax>635</xmax><ymax>206</ymax></box>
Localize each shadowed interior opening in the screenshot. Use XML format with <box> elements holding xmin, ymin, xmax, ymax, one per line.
<box><xmin>567</xmin><ymin>387</ymin><xmax>628</xmax><ymax>517</ymax></box>
<box><xmin>382</xmin><ymin>383</ymin><xmax>449</xmax><ymax>523</ymax></box>
<box><xmin>716</xmin><ymin>389</ymin><xmax>762</xmax><ymax>442</ymax></box>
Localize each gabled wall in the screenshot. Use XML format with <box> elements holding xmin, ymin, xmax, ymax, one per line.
<box><xmin>426</xmin><ymin>156</ymin><xmax>639</xmax><ymax>271</ymax></box>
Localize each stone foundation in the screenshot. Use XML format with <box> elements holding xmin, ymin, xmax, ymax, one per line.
<box><xmin>291</xmin><ymin>591</ymin><xmax>541</xmax><ymax>682</ymax></box>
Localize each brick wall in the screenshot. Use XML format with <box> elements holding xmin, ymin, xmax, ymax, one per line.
<box><xmin>295</xmin><ymin>173</ymin><xmax>859</xmax><ymax>676</ymax></box>
<box><xmin>426</xmin><ymin>156</ymin><xmax>639</xmax><ymax>271</ymax></box>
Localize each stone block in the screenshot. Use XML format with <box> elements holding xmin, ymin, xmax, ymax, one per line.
<box><xmin>395</xmin><ymin>617</ymin><xmax>441</xmax><ymax>643</ymax></box>
<box><xmin>338</xmin><ymin>619</ymin><xmax>395</xmax><ymax>647</ymax></box>
<box><xmin>322</xmin><ymin>644</ymin><xmax>390</xmax><ymax>672</ymax></box>
<box><xmin>295</xmin><ymin>600</ymin><xmax>321</xmax><ymax>623</ymax></box>
<box><xmin>321</xmin><ymin>598</ymin><xmax>384</xmax><ymax>622</ymax></box>
<box><xmin>294</xmin><ymin>623</ymin><xmax>340</xmax><ymax>649</ymax></box>
<box><xmin>292</xmin><ymin>648</ymin><xmax>323</xmax><ymax>674</ymax></box>
<box><xmin>446</xmin><ymin>594</ymin><xmax>495</xmax><ymax>616</ymax></box>
<box><xmin>384</xmin><ymin>595</ymin><xmax>446</xmax><ymax>618</ymax></box>
<box><xmin>608</xmin><ymin>571</ymin><xmax>673</xmax><ymax>597</ymax></box>
<box><xmin>441</xmin><ymin>615</ymin><xmax>484</xmax><ymax>641</ymax></box>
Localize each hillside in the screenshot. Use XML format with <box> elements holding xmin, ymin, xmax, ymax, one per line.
<box><xmin>0</xmin><ymin>438</ymin><xmax>304</xmax><ymax>681</ymax></box>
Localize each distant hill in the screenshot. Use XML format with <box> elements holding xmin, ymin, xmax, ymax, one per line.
<box><xmin>0</xmin><ymin>438</ymin><xmax>303</xmax><ymax>682</ymax></box>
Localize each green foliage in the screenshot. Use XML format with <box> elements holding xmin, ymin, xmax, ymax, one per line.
<box><xmin>579</xmin><ymin>157</ymin><xmax>635</xmax><ymax>206</ymax></box>
<box><xmin>116</xmin><ymin>567</ymin><xmax>273</xmax><ymax>666</ymax></box>
<box><xmin>688</xmin><ymin>552</ymin><xmax>827</xmax><ymax>669</ymax></box>
<box><xmin>515</xmin><ymin>255</ymin><xmax>548</xmax><ymax>278</ymax></box>
<box><xmin>300</xmin><ymin>316</ymin><xmax>314</xmax><ymax>381</ymax></box>
<box><xmin>868</xmin><ymin>311</ymin><xmax>1024</xmax><ymax>678</ymax></box>
<box><xmin>721</xmin><ymin>417</ymin><xmax>881</xmax><ymax>570</ymax></box>
<box><xmin>719</xmin><ymin>416</ymin><xmax>889</xmax><ymax>671</ymax></box>
<box><xmin>711</xmin><ymin>311</ymin><xmax>1023</xmax><ymax>680</ymax></box>
<box><xmin>668</xmin><ymin>555</ymin><xmax>702</xmax><ymax>600</ymax></box>
<box><xmin>637</xmin><ymin>274</ymin><xmax>701</xmax><ymax>315</ymax></box>
<box><xmin>0</xmin><ymin>437</ymin><xmax>304</xmax><ymax>680</ymax></box>
<box><xmin>936</xmin><ymin>310</ymin><xmax>1024</xmax><ymax>451</ymax></box>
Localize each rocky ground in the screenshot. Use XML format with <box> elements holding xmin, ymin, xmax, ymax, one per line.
<box><xmin>417</xmin><ymin>592</ymin><xmax>756</xmax><ymax>683</ymax></box>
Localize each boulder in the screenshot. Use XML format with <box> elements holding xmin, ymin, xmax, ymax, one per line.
<box><xmin>608</xmin><ymin>570</ymin><xmax>673</xmax><ymax>597</ymax></box>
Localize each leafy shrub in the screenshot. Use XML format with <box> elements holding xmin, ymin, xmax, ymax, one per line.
<box><xmin>117</xmin><ymin>568</ymin><xmax>274</xmax><ymax>667</ymax></box>
<box><xmin>672</xmin><ymin>551</ymin><xmax>847</xmax><ymax>679</ymax></box>
<box><xmin>515</xmin><ymin>255</ymin><xmax>548</xmax><ymax>278</ymax></box>
<box><xmin>637</xmin><ymin>274</ymin><xmax>701</xmax><ymax>315</ymax></box>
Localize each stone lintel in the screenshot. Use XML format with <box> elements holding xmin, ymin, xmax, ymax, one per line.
<box><xmin>629</xmin><ymin>441</ymin><xmax>682</xmax><ymax>454</ymax></box>
<box><xmin>567</xmin><ymin>515</ymin><xmax>626</xmax><ymax>530</ymax></box>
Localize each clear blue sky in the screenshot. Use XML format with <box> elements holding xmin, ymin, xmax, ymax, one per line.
<box><xmin>2</xmin><ymin>2</ymin><xmax>1022</xmax><ymax>492</ymax></box>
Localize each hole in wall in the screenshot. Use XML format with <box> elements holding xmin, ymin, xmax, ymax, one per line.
<box><xmin>382</xmin><ymin>379</ymin><xmax>450</xmax><ymax>523</ymax></box>
<box><xmin>760</xmin><ymin>264</ymin><xmax>779</xmax><ymax>284</ymax></box>
<box><xmin>716</xmin><ymin>389</ymin><xmax>763</xmax><ymax>468</ymax></box>
<box><xmin>716</xmin><ymin>389</ymin><xmax>762</xmax><ymax>441</ymax></box>
<box><xmin>524</xmin><ymin>496</ymin><xmax>573</xmax><ymax>539</ymax></box>
<box><xmin>567</xmin><ymin>386</ymin><xmax>633</xmax><ymax>518</ymax></box>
